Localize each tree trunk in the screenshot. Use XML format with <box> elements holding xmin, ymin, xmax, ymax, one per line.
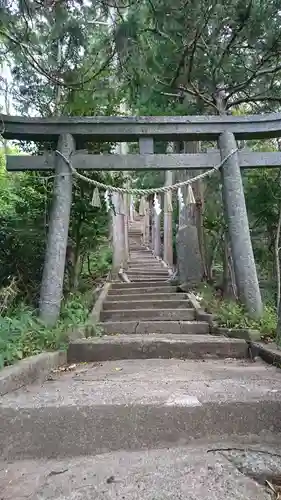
<box><xmin>39</xmin><ymin>133</ymin><xmax>75</xmax><ymax>326</ymax></box>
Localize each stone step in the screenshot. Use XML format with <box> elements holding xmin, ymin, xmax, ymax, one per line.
<box><xmin>129</xmin><ymin>248</ymin><xmax>147</xmax><ymax>251</ymax></box>
<box><xmin>127</xmin><ymin>270</ymin><xmax>169</xmax><ymax>276</ymax></box>
<box><xmin>129</xmin><ymin>259</ymin><xmax>159</xmax><ymax>263</ymax></box>
<box><xmin>103</xmin><ymin>299</ymin><xmax>192</xmax><ymax>310</ymax></box>
<box><xmin>101</xmin><ymin>308</ymin><xmax>196</xmax><ymax>322</ymax></box>
<box><xmin>2</xmin><ymin>357</ymin><xmax>281</xmax><ymax>460</ymax></box>
<box><xmin>130</xmin><ymin>252</ymin><xmax>153</xmax><ymax>256</ymax></box>
<box><xmin>129</xmin><ymin>248</ymin><xmax>150</xmax><ymax>252</ymax></box>
<box><xmin>128</xmin><ymin>260</ymin><xmax>160</xmax><ymax>265</ymax></box>
<box><xmin>127</xmin><ymin>277</ymin><xmax>169</xmax><ymax>282</ymax></box>
<box><xmin>99</xmin><ymin>320</ymin><xmax>209</xmax><ymax>335</ymax></box>
<box><xmin>106</xmin><ymin>292</ymin><xmax>187</xmax><ymax>301</ymax></box>
<box><xmin>128</xmin><ymin>263</ymin><xmax>166</xmax><ymax>268</ymax></box>
<box><xmin>108</xmin><ymin>286</ymin><xmax>178</xmax><ymax>295</ymax></box>
<box><xmin>1</xmin><ymin>443</ymin><xmax>274</xmax><ymax>499</ymax></box>
<box><xmin>127</xmin><ymin>270</ymin><xmax>168</xmax><ymax>275</ymax></box>
<box><xmin>129</xmin><ymin>250</ymin><xmax>153</xmax><ymax>254</ymax></box>
<box><xmin>129</xmin><ymin>256</ymin><xmax>158</xmax><ymax>260</ymax></box>
<box><xmin>68</xmin><ymin>335</ymin><xmax>248</xmax><ymax>362</ymax></box>
<box><xmin>110</xmin><ymin>281</ymin><xmax>172</xmax><ymax>290</ymax></box>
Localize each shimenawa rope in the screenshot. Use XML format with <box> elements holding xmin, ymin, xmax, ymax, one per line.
<box><xmin>55</xmin><ymin>148</ymin><xmax>239</xmax><ymax>196</ymax></box>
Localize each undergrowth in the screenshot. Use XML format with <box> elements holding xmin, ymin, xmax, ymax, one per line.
<box><xmin>0</xmin><ymin>246</ymin><xmax>112</xmax><ymax>369</ymax></box>
<box><xmin>0</xmin><ymin>294</ymin><xmax>91</xmax><ymax>368</ymax></box>
<box><xmin>197</xmin><ymin>284</ymin><xmax>277</xmax><ymax>338</ymax></box>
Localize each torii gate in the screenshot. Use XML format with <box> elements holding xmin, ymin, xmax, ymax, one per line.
<box><xmin>3</xmin><ymin>112</ymin><xmax>281</xmax><ymax>326</ymax></box>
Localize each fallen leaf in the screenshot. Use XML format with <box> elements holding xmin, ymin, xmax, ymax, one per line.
<box><xmin>48</xmin><ymin>469</ymin><xmax>68</xmax><ymax>477</ymax></box>
<box><xmin>106</xmin><ymin>476</ymin><xmax>115</xmax><ymax>484</ymax></box>
<box><xmin>68</xmin><ymin>364</ymin><xmax>77</xmax><ymax>370</ymax></box>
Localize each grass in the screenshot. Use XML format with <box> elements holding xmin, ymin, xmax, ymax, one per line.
<box><xmin>197</xmin><ymin>283</ymin><xmax>277</xmax><ymax>339</ymax></box>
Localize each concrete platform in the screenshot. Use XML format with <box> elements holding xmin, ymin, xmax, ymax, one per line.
<box><xmin>0</xmin><ymin>442</ymin><xmax>277</xmax><ymax>499</ymax></box>
<box><xmin>1</xmin><ymin>358</ymin><xmax>281</xmax><ymax>460</ymax></box>
<box><xmin>68</xmin><ymin>334</ymin><xmax>249</xmax><ymax>361</ymax></box>
<box><xmin>100</xmin><ymin>308</ymin><xmax>196</xmax><ymax>321</ymax></box>
<box><xmin>99</xmin><ymin>320</ymin><xmax>209</xmax><ymax>335</ymax></box>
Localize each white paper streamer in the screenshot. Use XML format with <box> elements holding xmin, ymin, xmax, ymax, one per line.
<box><xmin>104</xmin><ymin>190</ymin><xmax>110</xmax><ymax>211</ymax></box>
<box><xmin>186</xmin><ymin>185</ymin><xmax>196</xmax><ymax>205</ymax></box>
<box><xmin>154</xmin><ymin>193</ymin><xmax>162</xmax><ymax>216</ymax></box>
<box><xmin>177</xmin><ymin>188</ymin><xmax>185</xmax><ymax>210</ymax></box>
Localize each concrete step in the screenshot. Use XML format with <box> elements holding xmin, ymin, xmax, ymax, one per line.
<box><xmin>128</xmin><ymin>261</ymin><xmax>160</xmax><ymax>265</ymax></box>
<box><xmin>129</xmin><ymin>251</ymin><xmax>154</xmax><ymax>255</ymax></box>
<box><xmin>127</xmin><ymin>272</ymin><xmax>168</xmax><ymax>277</ymax></box>
<box><xmin>129</xmin><ymin>252</ymin><xmax>156</xmax><ymax>255</ymax></box>
<box><xmin>128</xmin><ymin>264</ymin><xmax>165</xmax><ymax>268</ymax></box>
<box><xmin>99</xmin><ymin>320</ymin><xmax>209</xmax><ymax>335</ymax></box>
<box><xmin>1</xmin><ymin>443</ymin><xmax>275</xmax><ymax>499</ymax></box>
<box><xmin>103</xmin><ymin>299</ymin><xmax>192</xmax><ymax>310</ymax></box>
<box><xmin>127</xmin><ymin>268</ymin><xmax>168</xmax><ymax>276</ymax></box>
<box><xmin>100</xmin><ymin>308</ymin><xmax>196</xmax><ymax>322</ymax></box>
<box><xmin>108</xmin><ymin>286</ymin><xmax>178</xmax><ymax>295</ymax></box>
<box><xmin>128</xmin><ymin>266</ymin><xmax>167</xmax><ymax>271</ymax></box>
<box><xmin>129</xmin><ymin>253</ymin><xmax>158</xmax><ymax>257</ymax></box>
<box><xmin>68</xmin><ymin>334</ymin><xmax>248</xmax><ymax>362</ymax></box>
<box><xmin>129</xmin><ymin>249</ymin><xmax>150</xmax><ymax>252</ymax></box>
<box><xmin>106</xmin><ymin>292</ymin><xmax>188</xmax><ymax>301</ymax></box>
<box><xmin>127</xmin><ymin>271</ymin><xmax>168</xmax><ymax>276</ymax></box>
<box><xmin>127</xmin><ymin>277</ymin><xmax>169</xmax><ymax>282</ymax></box>
<box><xmin>110</xmin><ymin>281</ymin><xmax>172</xmax><ymax>290</ymax></box>
<box><xmin>129</xmin><ymin>260</ymin><xmax>160</xmax><ymax>264</ymax></box>
<box><xmin>2</xmin><ymin>357</ymin><xmax>281</xmax><ymax>460</ymax></box>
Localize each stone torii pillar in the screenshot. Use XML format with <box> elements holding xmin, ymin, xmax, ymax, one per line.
<box><xmin>39</xmin><ymin>133</ymin><xmax>74</xmax><ymax>326</ymax></box>
<box><xmin>143</xmin><ymin>199</ymin><xmax>150</xmax><ymax>246</ymax></box>
<box><xmin>164</xmin><ymin>171</ymin><xmax>173</xmax><ymax>268</ymax></box>
<box><xmin>123</xmin><ymin>192</ymin><xmax>130</xmax><ymax>265</ymax></box>
<box><xmin>219</xmin><ymin>131</ymin><xmax>263</xmax><ymax>318</ymax></box>
<box><xmin>111</xmin><ymin>191</ymin><xmax>126</xmax><ymax>276</ymax></box>
<box><xmin>150</xmin><ymin>198</ymin><xmax>155</xmax><ymax>252</ymax></box>
<box><xmin>153</xmin><ymin>195</ymin><xmax>161</xmax><ymax>258</ymax></box>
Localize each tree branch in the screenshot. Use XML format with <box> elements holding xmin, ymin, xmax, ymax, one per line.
<box><xmin>0</xmin><ymin>29</ymin><xmax>114</xmax><ymax>90</ymax></box>
<box><xmin>227</xmin><ymin>94</ymin><xmax>281</xmax><ymax>109</ymax></box>
<box><xmin>225</xmin><ymin>34</ymin><xmax>281</xmax><ymax>97</ymax></box>
<box><xmin>212</xmin><ymin>0</ymin><xmax>253</xmax><ymax>79</ymax></box>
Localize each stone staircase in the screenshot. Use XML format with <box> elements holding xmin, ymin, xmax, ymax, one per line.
<box><xmin>69</xmin><ymin>218</ymin><xmax>248</xmax><ymax>362</ymax></box>
<box><xmin>2</xmin><ymin>219</ymin><xmax>281</xmax><ymax>499</ymax></box>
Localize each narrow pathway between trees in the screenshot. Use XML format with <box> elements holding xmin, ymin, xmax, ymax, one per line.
<box><xmin>1</xmin><ymin>218</ymin><xmax>281</xmax><ymax>499</ymax></box>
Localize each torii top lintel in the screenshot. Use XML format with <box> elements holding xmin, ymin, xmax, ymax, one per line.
<box><xmin>2</xmin><ymin>112</ymin><xmax>281</xmax><ymax>143</ymax></box>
